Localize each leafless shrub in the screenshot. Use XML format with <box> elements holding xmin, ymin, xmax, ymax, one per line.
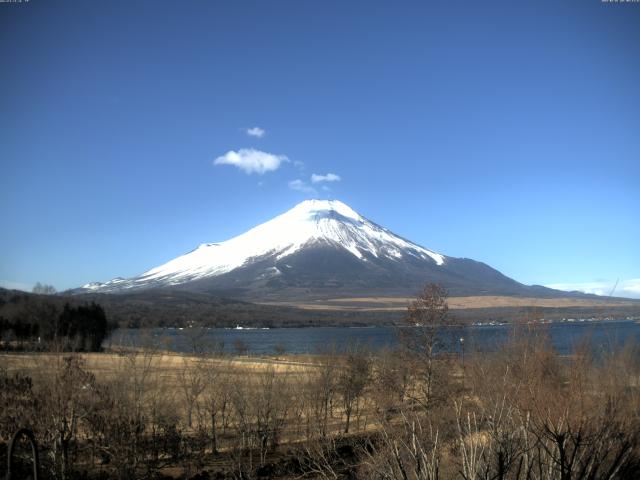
<box><xmin>0</xmin><ymin>369</ymin><xmax>38</xmax><ymax>443</ymax></box>
<box><xmin>361</xmin><ymin>411</ymin><xmax>440</xmax><ymax>480</ymax></box>
<box><xmin>299</xmin><ymin>434</ymin><xmax>343</xmax><ymax>480</ymax></box>
<box><xmin>336</xmin><ymin>344</ymin><xmax>371</xmax><ymax>434</ymax></box>
<box><xmin>229</xmin><ymin>365</ymin><xmax>292</xmax><ymax>471</ymax></box>
<box><xmin>371</xmin><ymin>346</ymin><xmax>412</xmax><ymax>417</ymax></box>
<box><xmin>303</xmin><ymin>348</ymin><xmax>338</xmax><ymax>439</ymax></box>
<box><xmin>456</xmin><ymin>324</ymin><xmax>640</xmax><ymax>480</ymax></box>
<box><xmin>37</xmin><ymin>355</ymin><xmax>100</xmax><ymax>480</ymax></box>
<box><xmin>177</xmin><ymin>356</ymin><xmax>206</xmax><ymax>429</ymax></box>
<box><xmin>202</xmin><ymin>356</ymin><xmax>232</xmax><ymax>454</ymax></box>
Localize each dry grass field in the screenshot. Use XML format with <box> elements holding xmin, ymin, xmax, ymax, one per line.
<box><xmin>262</xmin><ymin>295</ymin><xmax>640</xmax><ymax>311</ymax></box>
<box><xmin>0</xmin><ymin>350</ymin><xmax>319</xmax><ymax>393</ymax></box>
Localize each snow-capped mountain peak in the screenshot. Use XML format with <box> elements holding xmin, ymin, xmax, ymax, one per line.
<box><xmin>288</xmin><ymin>199</ymin><xmax>363</xmax><ymax>222</ymax></box>
<box><xmin>82</xmin><ymin>200</ymin><xmax>445</xmax><ymax>293</ymax></box>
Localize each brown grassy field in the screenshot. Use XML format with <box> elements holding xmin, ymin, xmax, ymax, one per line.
<box><xmin>261</xmin><ymin>295</ymin><xmax>640</xmax><ymax>311</ymax></box>
<box><xmin>0</xmin><ymin>350</ymin><xmax>319</xmax><ymax>384</ymax></box>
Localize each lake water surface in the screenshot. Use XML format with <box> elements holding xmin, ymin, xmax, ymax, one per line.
<box><xmin>109</xmin><ymin>319</ymin><xmax>640</xmax><ymax>356</ymax></box>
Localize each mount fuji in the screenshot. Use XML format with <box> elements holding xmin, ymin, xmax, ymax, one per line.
<box><xmin>78</xmin><ymin>200</ymin><xmax>560</xmax><ymax>300</ymax></box>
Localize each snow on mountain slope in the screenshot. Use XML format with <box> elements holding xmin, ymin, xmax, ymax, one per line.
<box><xmin>82</xmin><ymin>200</ymin><xmax>445</xmax><ymax>293</ymax></box>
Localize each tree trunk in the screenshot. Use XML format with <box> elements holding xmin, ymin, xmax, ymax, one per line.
<box><xmin>211</xmin><ymin>412</ymin><xmax>218</xmax><ymax>454</ymax></box>
<box><xmin>61</xmin><ymin>435</ymin><xmax>70</xmax><ymax>480</ymax></box>
<box><xmin>344</xmin><ymin>404</ymin><xmax>352</xmax><ymax>434</ymax></box>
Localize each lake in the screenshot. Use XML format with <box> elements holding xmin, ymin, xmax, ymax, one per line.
<box><xmin>108</xmin><ymin>319</ymin><xmax>640</xmax><ymax>356</ymax></box>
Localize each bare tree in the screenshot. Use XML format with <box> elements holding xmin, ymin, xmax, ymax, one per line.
<box><xmin>336</xmin><ymin>345</ymin><xmax>371</xmax><ymax>434</ymax></box>
<box><xmin>177</xmin><ymin>357</ymin><xmax>206</xmax><ymax>429</ymax></box>
<box><xmin>372</xmin><ymin>346</ymin><xmax>412</xmax><ymax>416</ymax></box>
<box><xmin>90</xmin><ymin>346</ymin><xmax>162</xmax><ymax>479</ymax></box>
<box><xmin>0</xmin><ymin>369</ymin><xmax>38</xmax><ymax>443</ymax></box>
<box><xmin>38</xmin><ymin>355</ymin><xmax>98</xmax><ymax>480</ymax></box>
<box><xmin>184</xmin><ymin>325</ymin><xmax>212</xmax><ymax>354</ymax></box>
<box><xmin>362</xmin><ymin>411</ymin><xmax>440</xmax><ymax>480</ymax></box>
<box><xmin>234</xmin><ymin>338</ymin><xmax>249</xmax><ymax>356</ymax></box>
<box><xmin>300</xmin><ymin>435</ymin><xmax>343</xmax><ymax>480</ymax></box>
<box><xmin>253</xmin><ymin>366</ymin><xmax>292</xmax><ymax>462</ymax></box>
<box><xmin>202</xmin><ymin>357</ymin><xmax>232</xmax><ymax>454</ymax></box>
<box><xmin>32</xmin><ymin>282</ymin><xmax>57</xmax><ymax>295</ymax></box>
<box><xmin>457</xmin><ymin>326</ymin><xmax>640</xmax><ymax>480</ymax></box>
<box><xmin>401</xmin><ymin>283</ymin><xmax>450</xmax><ymax>408</ymax></box>
<box><xmin>305</xmin><ymin>351</ymin><xmax>338</xmax><ymax>438</ymax></box>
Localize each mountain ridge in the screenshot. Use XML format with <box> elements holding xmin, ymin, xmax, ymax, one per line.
<box><xmin>74</xmin><ymin>200</ymin><xmax>595</xmax><ymax>300</ymax></box>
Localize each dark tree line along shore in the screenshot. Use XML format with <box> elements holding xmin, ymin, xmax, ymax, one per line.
<box><xmin>0</xmin><ymin>299</ymin><xmax>113</xmax><ymax>352</ymax></box>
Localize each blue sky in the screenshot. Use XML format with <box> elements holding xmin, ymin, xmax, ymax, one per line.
<box><xmin>1</xmin><ymin>1</ymin><xmax>639</xmax><ymax>297</ymax></box>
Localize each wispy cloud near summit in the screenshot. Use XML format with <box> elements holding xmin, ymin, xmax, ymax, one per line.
<box><xmin>289</xmin><ymin>172</ymin><xmax>342</xmax><ymax>195</ymax></box>
<box><xmin>246</xmin><ymin>126</ymin><xmax>265</xmax><ymax>138</ymax></box>
<box><xmin>214</xmin><ymin>148</ymin><xmax>287</xmax><ymax>175</ymax></box>
<box><xmin>311</xmin><ymin>173</ymin><xmax>341</xmax><ymax>183</ymax></box>
<box><xmin>288</xmin><ymin>179</ymin><xmax>317</xmax><ymax>195</ymax></box>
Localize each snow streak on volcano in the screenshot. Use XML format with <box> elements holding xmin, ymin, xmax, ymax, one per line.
<box><xmin>83</xmin><ymin>200</ymin><xmax>446</xmax><ymax>293</ymax></box>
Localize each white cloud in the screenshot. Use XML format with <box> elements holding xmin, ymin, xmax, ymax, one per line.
<box><xmin>545</xmin><ymin>278</ymin><xmax>640</xmax><ymax>299</ymax></box>
<box><xmin>289</xmin><ymin>172</ymin><xmax>340</xmax><ymax>195</ymax></box>
<box><xmin>288</xmin><ymin>179</ymin><xmax>317</xmax><ymax>195</ymax></box>
<box><xmin>214</xmin><ymin>148</ymin><xmax>288</xmax><ymax>175</ymax></box>
<box><xmin>311</xmin><ymin>172</ymin><xmax>341</xmax><ymax>184</ymax></box>
<box><xmin>246</xmin><ymin>126</ymin><xmax>265</xmax><ymax>138</ymax></box>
